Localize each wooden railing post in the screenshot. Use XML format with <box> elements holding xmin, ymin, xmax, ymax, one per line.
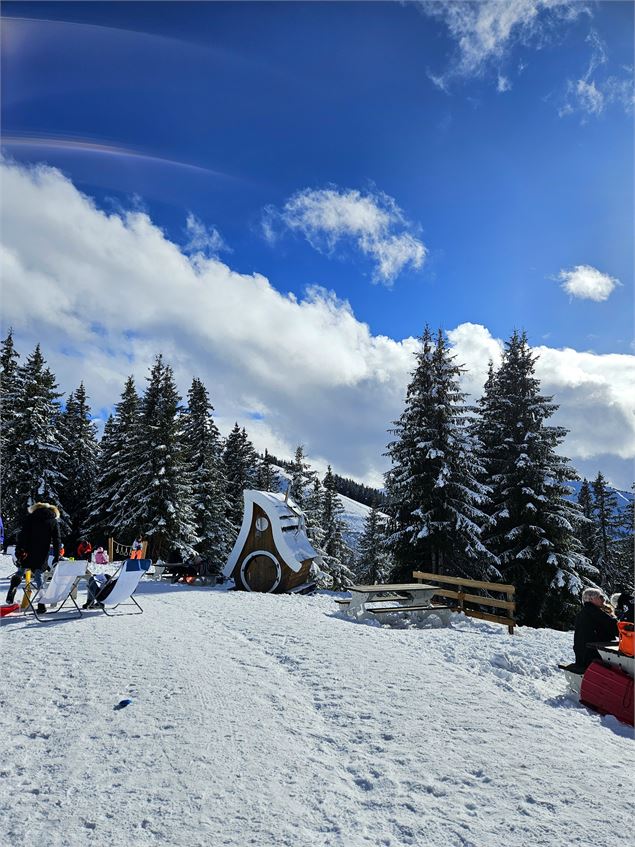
<box><xmin>507</xmin><ymin>591</ymin><xmax>515</xmax><ymax>635</ymax></box>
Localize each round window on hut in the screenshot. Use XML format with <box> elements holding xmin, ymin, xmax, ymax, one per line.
<box><xmin>255</xmin><ymin>517</ymin><xmax>269</xmax><ymax>533</ymax></box>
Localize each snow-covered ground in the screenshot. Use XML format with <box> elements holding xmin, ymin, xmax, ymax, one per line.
<box><xmin>1</xmin><ymin>553</ymin><xmax>632</xmax><ymax>847</ymax></box>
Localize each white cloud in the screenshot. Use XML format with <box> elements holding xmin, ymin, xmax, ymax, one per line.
<box><xmin>184</xmin><ymin>213</ymin><xmax>229</xmax><ymax>257</ymax></box>
<box><xmin>560</xmin><ymin>29</ymin><xmax>633</xmax><ymax>119</ymax></box>
<box><xmin>497</xmin><ymin>74</ymin><xmax>512</xmax><ymax>93</ymax></box>
<box><xmin>420</xmin><ymin>0</ymin><xmax>586</xmax><ymax>85</ymax></box>
<box><xmin>558</xmin><ymin>265</ymin><xmax>619</xmax><ymax>302</ymax></box>
<box><xmin>447</xmin><ymin>324</ymin><xmax>635</xmax><ymax>487</ymax></box>
<box><xmin>262</xmin><ymin>187</ymin><xmax>426</xmax><ymax>284</ymax></box>
<box><xmin>1</xmin><ymin>159</ymin><xmax>633</xmax><ymax>489</ymax></box>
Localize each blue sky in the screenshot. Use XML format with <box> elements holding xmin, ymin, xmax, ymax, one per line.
<box><xmin>1</xmin><ymin>1</ymin><xmax>633</xmax><ymax>487</ymax></box>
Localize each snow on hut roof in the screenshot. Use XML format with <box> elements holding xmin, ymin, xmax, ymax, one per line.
<box><xmin>223</xmin><ymin>490</ymin><xmax>319</xmax><ymax>577</ymax></box>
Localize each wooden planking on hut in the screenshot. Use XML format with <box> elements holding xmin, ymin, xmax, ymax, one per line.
<box><xmin>223</xmin><ymin>490</ymin><xmax>319</xmax><ymax>593</ymax></box>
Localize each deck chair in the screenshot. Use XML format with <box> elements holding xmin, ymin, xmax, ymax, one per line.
<box><xmin>26</xmin><ymin>560</ymin><xmax>87</xmax><ymax>622</ymax></box>
<box><xmin>96</xmin><ymin>558</ymin><xmax>151</xmax><ymax>616</ymax></box>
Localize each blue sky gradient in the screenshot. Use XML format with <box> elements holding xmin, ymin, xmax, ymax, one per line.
<box><xmin>1</xmin><ymin>1</ymin><xmax>633</xmax><ymax>486</ymax></box>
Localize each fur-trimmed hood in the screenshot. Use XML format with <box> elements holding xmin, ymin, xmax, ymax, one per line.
<box><xmin>28</xmin><ymin>502</ymin><xmax>61</xmax><ymax>520</ymax></box>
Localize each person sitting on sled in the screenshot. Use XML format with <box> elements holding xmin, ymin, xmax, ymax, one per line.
<box><xmin>5</xmin><ymin>502</ymin><xmax>61</xmax><ymax>615</ymax></box>
<box><xmin>573</xmin><ymin>588</ymin><xmax>619</xmax><ymax>669</ymax></box>
<box><xmin>94</xmin><ymin>546</ymin><xmax>109</xmax><ymax>565</ymax></box>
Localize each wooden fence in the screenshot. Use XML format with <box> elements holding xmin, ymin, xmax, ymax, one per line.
<box><xmin>413</xmin><ymin>570</ymin><xmax>516</xmax><ymax>635</ymax></box>
<box><xmin>108</xmin><ymin>537</ymin><xmax>148</xmax><ymax>562</ymax></box>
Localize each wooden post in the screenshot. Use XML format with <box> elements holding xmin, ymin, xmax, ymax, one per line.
<box><xmin>507</xmin><ymin>591</ymin><xmax>515</xmax><ymax>635</ymax></box>
<box><xmin>141</xmin><ymin>540</ymin><xmax>148</xmax><ymax>559</ymax></box>
<box><xmin>108</xmin><ymin>537</ymin><xmax>113</xmax><ymax>563</ymax></box>
<box><xmin>458</xmin><ymin>588</ymin><xmax>465</xmax><ymax>614</ymax></box>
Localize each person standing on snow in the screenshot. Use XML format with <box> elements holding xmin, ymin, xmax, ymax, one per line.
<box><xmin>130</xmin><ymin>535</ymin><xmax>145</xmax><ymax>560</ymax></box>
<box><xmin>5</xmin><ymin>502</ymin><xmax>61</xmax><ymax>614</ymax></box>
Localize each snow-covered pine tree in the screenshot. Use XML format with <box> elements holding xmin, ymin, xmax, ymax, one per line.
<box><xmin>222</xmin><ymin>423</ymin><xmax>258</xmax><ymax>531</ymax></box>
<box><xmin>319</xmin><ymin>464</ymin><xmax>354</xmax><ymax>589</ymax></box>
<box><xmin>385</xmin><ymin>327</ymin><xmax>492</xmax><ymax>582</ymax></box>
<box><xmin>477</xmin><ymin>330</ymin><xmax>593</xmax><ymax>628</ymax></box>
<box><xmin>87</xmin><ymin>376</ymin><xmax>140</xmax><ymax>541</ymax></box>
<box><xmin>591</xmin><ymin>472</ymin><xmax>623</xmax><ymax>591</ymax></box>
<box><xmin>614</xmin><ymin>486</ymin><xmax>634</xmax><ymax>592</ymax></box>
<box><xmin>303</xmin><ymin>475</ymin><xmax>325</xmax><ymax>550</ymax></box>
<box><xmin>183</xmin><ymin>377</ymin><xmax>232</xmax><ymax>571</ymax></box>
<box><xmin>576</xmin><ymin>479</ymin><xmax>595</xmax><ymax>564</ymax></box>
<box><xmin>289</xmin><ymin>445</ymin><xmax>313</xmax><ymax>507</ymax></box>
<box><xmin>0</xmin><ymin>329</ymin><xmax>22</xmax><ymax>536</ymax></box>
<box><xmin>255</xmin><ymin>449</ymin><xmax>281</xmax><ymax>493</ymax></box>
<box><xmin>357</xmin><ymin>505</ymin><xmax>392</xmax><ymax>584</ymax></box>
<box><xmin>124</xmin><ymin>356</ymin><xmax>196</xmax><ymax>560</ymax></box>
<box><xmin>58</xmin><ymin>383</ymin><xmax>98</xmax><ymax>551</ymax></box>
<box><xmin>8</xmin><ymin>345</ymin><xmax>66</xmax><ymax>526</ymax></box>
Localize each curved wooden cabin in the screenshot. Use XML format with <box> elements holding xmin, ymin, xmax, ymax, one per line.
<box><xmin>223</xmin><ymin>490</ymin><xmax>318</xmax><ymax>593</ymax></box>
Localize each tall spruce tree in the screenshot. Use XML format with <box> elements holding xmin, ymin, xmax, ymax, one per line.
<box><xmin>477</xmin><ymin>331</ymin><xmax>593</xmax><ymax>628</ymax></box>
<box><xmin>183</xmin><ymin>377</ymin><xmax>232</xmax><ymax>570</ymax></box>
<box><xmin>591</xmin><ymin>472</ymin><xmax>622</xmax><ymax>591</ymax></box>
<box><xmin>385</xmin><ymin>327</ymin><xmax>492</xmax><ymax>582</ymax></box>
<box><xmin>303</xmin><ymin>475</ymin><xmax>325</xmax><ymax>550</ymax></box>
<box><xmin>223</xmin><ymin>423</ymin><xmax>258</xmax><ymax>531</ymax></box>
<box><xmin>58</xmin><ymin>383</ymin><xmax>98</xmax><ymax>551</ymax></box>
<box><xmin>255</xmin><ymin>449</ymin><xmax>281</xmax><ymax>493</ymax></box>
<box><xmin>124</xmin><ymin>356</ymin><xmax>196</xmax><ymax>559</ymax></box>
<box><xmin>319</xmin><ymin>464</ymin><xmax>353</xmax><ymax>589</ymax></box>
<box><xmin>289</xmin><ymin>445</ymin><xmax>313</xmax><ymax>507</ymax></box>
<box><xmin>0</xmin><ymin>330</ymin><xmax>22</xmax><ymax>536</ymax></box>
<box><xmin>357</xmin><ymin>506</ymin><xmax>392</xmax><ymax>584</ymax></box>
<box><xmin>614</xmin><ymin>487</ymin><xmax>634</xmax><ymax>592</ymax></box>
<box><xmin>8</xmin><ymin>345</ymin><xmax>66</xmax><ymax>526</ymax></box>
<box><xmin>576</xmin><ymin>479</ymin><xmax>595</xmax><ymax>563</ymax></box>
<box><xmin>88</xmin><ymin>376</ymin><xmax>140</xmax><ymax>541</ymax></box>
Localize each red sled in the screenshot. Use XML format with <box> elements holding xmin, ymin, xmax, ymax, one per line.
<box><xmin>580</xmin><ymin>661</ymin><xmax>634</xmax><ymax>727</ymax></box>
<box><xmin>0</xmin><ymin>603</ymin><xmax>20</xmax><ymax>618</ymax></box>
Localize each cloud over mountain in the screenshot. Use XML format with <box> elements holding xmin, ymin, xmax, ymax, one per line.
<box><xmin>2</xmin><ymin>158</ymin><xmax>633</xmax><ymax>488</ymax></box>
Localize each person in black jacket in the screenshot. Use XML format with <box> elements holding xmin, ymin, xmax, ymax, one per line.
<box><xmin>5</xmin><ymin>502</ymin><xmax>61</xmax><ymax>614</ymax></box>
<box><xmin>610</xmin><ymin>590</ymin><xmax>635</xmax><ymax>623</ymax></box>
<box><xmin>573</xmin><ymin>588</ymin><xmax>619</xmax><ymax>668</ymax></box>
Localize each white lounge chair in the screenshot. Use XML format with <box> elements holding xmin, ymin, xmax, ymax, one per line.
<box><xmin>94</xmin><ymin>558</ymin><xmax>151</xmax><ymax>616</ymax></box>
<box><xmin>28</xmin><ymin>560</ymin><xmax>87</xmax><ymax>621</ymax></box>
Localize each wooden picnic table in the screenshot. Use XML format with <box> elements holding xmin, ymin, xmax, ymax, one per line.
<box><xmin>345</xmin><ymin>582</ymin><xmax>439</xmax><ymax>617</ymax></box>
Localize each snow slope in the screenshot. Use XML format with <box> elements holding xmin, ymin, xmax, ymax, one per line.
<box><xmin>0</xmin><ymin>554</ymin><xmax>632</xmax><ymax>847</ymax></box>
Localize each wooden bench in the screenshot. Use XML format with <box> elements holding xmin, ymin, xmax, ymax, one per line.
<box><xmin>413</xmin><ymin>571</ymin><xmax>516</xmax><ymax>635</ymax></box>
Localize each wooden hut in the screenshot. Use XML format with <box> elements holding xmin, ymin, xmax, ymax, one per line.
<box><xmin>223</xmin><ymin>490</ymin><xmax>318</xmax><ymax>593</ymax></box>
